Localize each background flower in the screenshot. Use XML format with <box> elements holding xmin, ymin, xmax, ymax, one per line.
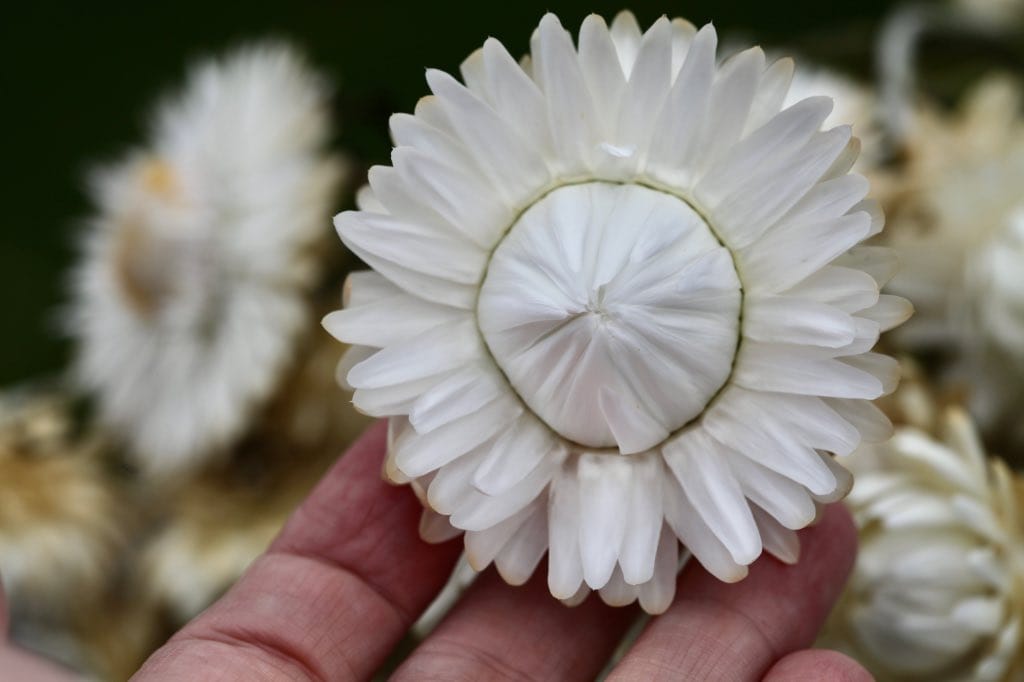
<box><xmin>880</xmin><ymin>76</ymin><xmax>1024</xmax><ymax>447</ymax></box>
<box><xmin>68</xmin><ymin>43</ymin><xmax>346</xmax><ymax>474</ymax></box>
<box><xmin>822</xmin><ymin>405</ymin><xmax>1024</xmax><ymax>680</ymax></box>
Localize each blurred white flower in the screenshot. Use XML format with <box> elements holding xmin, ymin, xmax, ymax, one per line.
<box><xmin>825</xmin><ymin>409</ymin><xmax>1024</xmax><ymax>681</ymax></box>
<box><xmin>69</xmin><ymin>42</ymin><xmax>344</xmax><ymax>474</ymax></box>
<box><xmin>883</xmin><ymin>77</ymin><xmax>1024</xmax><ymax>437</ymax></box>
<box><xmin>325</xmin><ymin>11</ymin><xmax>907</xmax><ymax>613</ymax></box>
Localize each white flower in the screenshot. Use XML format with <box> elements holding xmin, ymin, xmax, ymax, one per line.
<box><xmin>823</xmin><ymin>409</ymin><xmax>1024</xmax><ymax>681</ymax></box>
<box><xmin>325</xmin><ymin>11</ymin><xmax>909</xmax><ymax>613</ymax></box>
<box><xmin>883</xmin><ymin>77</ymin><xmax>1024</xmax><ymax>437</ymax></box>
<box><xmin>69</xmin><ymin>43</ymin><xmax>344</xmax><ymax>474</ymax></box>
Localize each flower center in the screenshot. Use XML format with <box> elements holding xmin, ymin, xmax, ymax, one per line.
<box><xmin>477</xmin><ymin>182</ymin><xmax>742</xmax><ymax>454</ymax></box>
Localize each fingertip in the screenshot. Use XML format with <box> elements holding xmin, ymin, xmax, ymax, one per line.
<box><xmin>802</xmin><ymin>503</ymin><xmax>858</xmax><ymax>586</ymax></box>
<box><xmin>763</xmin><ymin>648</ymin><xmax>873</xmax><ymax>682</ymax></box>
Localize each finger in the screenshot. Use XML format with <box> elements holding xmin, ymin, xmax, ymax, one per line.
<box><xmin>0</xmin><ymin>645</ymin><xmax>80</xmax><ymax>682</ymax></box>
<box><xmin>135</xmin><ymin>420</ymin><xmax>462</xmax><ymax>682</ymax></box>
<box><xmin>609</xmin><ymin>503</ymin><xmax>857</xmax><ymax>682</ymax></box>
<box><xmin>394</xmin><ymin>565</ymin><xmax>637</xmax><ymax>681</ymax></box>
<box><xmin>762</xmin><ymin>649</ymin><xmax>872</xmax><ymax>681</ymax></box>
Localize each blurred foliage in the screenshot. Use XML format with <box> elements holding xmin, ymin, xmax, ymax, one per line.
<box><xmin>0</xmin><ymin>0</ymin><xmax>987</xmax><ymax>384</ymax></box>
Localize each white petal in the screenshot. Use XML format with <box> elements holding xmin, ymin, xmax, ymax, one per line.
<box><xmin>663</xmin><ymin>476</ymin><xmax>748</xmax><ymax>582</ymax></box>
<box><xmin>420</xmin><ymin>509</ymin><xmax>462</xmax><ymax>543</ymax></box>
<box><xmin>548</xmin><ymin>464</ymin><xmax>584</xmax><ymax>599</ymax></box>
<box><xmin>692</xmin><ymin>47</ymin><xmax>765</xmax><ymax>175</ymax></box>
<box><xmin>561</xmin><ymin>584</ymin><xmax>591</xmax><ymax>608</ymax></box>
<box><xmin>781</xmin><ymin>173</ymin><xmax>871</xmax><ymax>230</ymax></box>
<box><xmin>336</xmin><ymin>209</ymin><xmax>487</xmax><ymax>285</ymax></box>
<box><xmin>834</xmin><ymin>246</ymin><xmax>899</xmax><ymax>287</ymax></box>
<box><xmin>495</xmin><ymin>506</ymin><xmax>549</xmax><ymax>585</ymax></box>
<box><xmin>840</xmin><ymin>352</ymin><xmax>900</xmax><ymax>396</ymax></box>
<box><xmin>608</xmin><ymin>10</ymin><xmax>643</xmax><ymax>73</ymax></box>
<box><xmin>744</xmin><ymin>57</ymin><xmax>795</xmax><ymax>134</ymax></box>
<box><xmin>464</xmin><ymin>501</ymin><xmax>535</xmax><ymax>571</ymax></box>
<box><xmin>726</xmin><ymin>451</ymin><xmax>817</xmax><ymax>529</ymax></box>
<box><xmin>784</xmin><ymin>265</ymin><xmax>879</xmax><ymax>313</ymax></box>
<box><xmin>356</xmin><ymin>184</ymin><xmax>384</xmax><ymax>212</ymax></box>
<box><xmin>734</xmin><ymin>342</ymin><xmax>884</xmax><ymax>399</ymax></box>
<box><xmin>531</xmin><ymin>13</ymin><xmax>598</xmax><ymax>176</ymax></box>
<box><xmin>388</xmin><ymin>114</ymin><xmax>478</xmax><ymax>190</ymax></box>
<box><xmin>858</xmin><ymin>294</ymin><xmax>914</xmax><ymax>332</ymax></box>
<box><xmin>812</xmin><ymin>452</ymin><xmax>854</xmax><ymax>503</ymax></box>
<box><xmin>335</xmin><ymin>345</ymin><xmax>375</xmax><ymax>391</ymax></box>
<box><xmin>427</xmin><ymin>445</ymin><xmax>488</xmax><ymax>515</ymax></box>
<box><xmin>459</xmin><ymin>47</ymin><xmax>487</xmax><ymax>97</ymax></box>
<box><xmin>409</xmin><ymin>366</ymin><xmax>507</xmax><ymax>433</ymax></box>
<box><xmin>825</xmin><ymin>398</ymin><xmax>893</xmax><ymax>443</ymax></box>
<box><xmin>578</xmin><ymin>454</ymin><xmax>632</xmax><ymax>588</ymax></box>
<box><xmin>696</xmin><ymin>97</ymin><xmax>833</xmax><ymax>236</ymax></box>
<box><xmin>619</xmin><ymin>454</ymin><xmax>664</xmax><ymax>585</ymax></box>
<box><xmin>481</xmin><ymin>38</ymin><xmax>552</xmax><ymax>157</ymax></box>
<box><xmin>472</xmin><ymin>416</ymin><xmax>557</xmax><ymax>495</ymax></box>
<box><xmin>392</xmin><ymin>146</ymin><xmax>513</xmax><ymax>248</ymax></box>
<box><xmin>367</xmin><ymin>165</ymin><xmax>485</xmax><ymax>250</ymax></box>
<box><xmin>744</xmin><ymin>294</ymin><xmax>856</xmax><ymax>348</ymax></box>
<box><xmin>751</xmin><ymin>506</ymin><xmax>800</xmax><ymax>564</ymax></box>
<box><xmin>645</xmin><ymin>24</ymin><xmax>717</xmax><ymax>187</ymax></box>
<box><xmin>578</xmin><ymin>14</ymin><xmax>627</xmax><ymax>136</ymax></box>
<box><xmin>740</xmin><ymin>171</ymin><xmax>871</xmax><ymax>292</ymax></box>
<box><xmin>704</xmin><ymin>388</ymin><xmax>839</xmax><ymax>495</ymax></box>
<box><xmin>638</xmin><ymin>525</ymin><xmax>679</xmax><ymax>614</ymax></box>
<box><xmin>599</xmin><ymin>566</ymin><xmax>639</xmax><ymax>607</ymax></box>
<box><xmin>323</xmin><ymin>294</ymin><xmax>465</xmax><ymax>349</ymax></box>
<box><xmin>662</xmin><ymin>429</ymin><xmax>762</xmax><ymax>565</ymax></box>
<box><xmin>343</xmin><ymin>270</ymin><xmax>398</xmax><ymax>308</ymax></box>
<box><xmin>614</xmin><ymin>17</ymin><xmax>673</xmax><ymax>161</ymax></box>
<box><xmin>598</xmin><ymin>385</ymin><xmax>670</xmax><ymax>455</ymax></box>
<box><xmin>394</xmin><ymin>396</ymin><xmax>521</xmax><ymax>477</ymax></box>
<box><xmin>426</xmin><ymin>68</ymin><xmax>549</xmax><ymax>204</ymax></box>
<box><xmin>335</xmin><ymin>212</ymin><xmax>478</xmax><ymax>309</ymax></box>
<box><xmin>451</xmin><ymin>453</ymin><xmax>561</xmax><ymax>532</ymax></box>
<box><xmin>668</xmin><ymin>18</ymin><xmax>698</xmax><ymax>76</ymax></box>
<box><xmin>353</xmin><ymin>373</ymin><xmax>454</xmax><ymax>417</ymax></box>
<box><xmin>346</xmin><ymin>319</ymin><xmax>480</xmax><ymax>390</ymax></box>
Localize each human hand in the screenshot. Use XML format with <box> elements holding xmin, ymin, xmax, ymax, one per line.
<box><xmin>2</xmin><ymin>420</ymin><xmax>870</xmax><ymax>680</ymax></box>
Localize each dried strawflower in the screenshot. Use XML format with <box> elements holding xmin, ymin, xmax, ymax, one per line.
<box><xmin>824</xmin><ymin>408</ymin><xmax>1024</xmax><ymax>681</ymax></box>
<box><xmin>69</xmin><ymin>43</ymin><xmax>344</xmax><ymax>474</ymax></box>
<box><xmin>325</xmin><ymin>11</ymin><xmax>909</xmax><ymax>612</ymax></box>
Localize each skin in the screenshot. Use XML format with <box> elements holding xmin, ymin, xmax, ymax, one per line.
<box><xmin>1</xmin><ymin>421</ymin><xmax>872</xmax><ymax>681</ymax></box>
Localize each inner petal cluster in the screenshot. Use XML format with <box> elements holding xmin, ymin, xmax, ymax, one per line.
<box><xmin>477</xmin><ymin>182</ymin><xmax>742</xmax><ymax>453</ymax></box>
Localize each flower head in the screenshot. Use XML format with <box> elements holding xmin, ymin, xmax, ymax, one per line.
<box><xmin>69</xmin><ymin>43</ymin><xmax>344</xmax><ymax>474</ymax></box>
<box><xmin>823</xmin><ymin>409</ymin><xmax>1024</xmax><ymax>680</ymax></box>
<box><xmin>326</xmin><ymin>11</ymin><xmax>909</xmax><ymax>613</ymax></box>
<box><xmin>882</xmin><ymin>76</ymin><xmax>1024</xmax><ymax>440</ymax></box>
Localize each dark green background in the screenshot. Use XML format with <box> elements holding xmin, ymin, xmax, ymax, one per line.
<box><xmin>0</xmin><ymin>0</ymin><xmax>979</xmax><ymax>384</ymax></box>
